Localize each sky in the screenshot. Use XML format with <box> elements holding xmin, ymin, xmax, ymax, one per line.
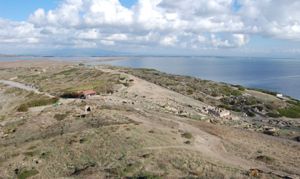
<box><xmin>1</xmin><ymin>0</ymin><xmax>300</xmax><ymax>57</ymax></box>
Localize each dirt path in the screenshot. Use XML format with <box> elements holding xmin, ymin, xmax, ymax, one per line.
<box><xmin>0</xmin><ymin>80</ymin><xmax>39</xmax><ymax>93</ymax></box>
<box><xmin>0</xmin><ymin>80</ymin><xmax>54</xmax><ymax>98</ymax></box>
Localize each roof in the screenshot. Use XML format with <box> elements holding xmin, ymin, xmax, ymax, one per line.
<box><xmin>79</xmin><ymin>90</ymin><xmax>97</xmax><ymax>96</ymax></box>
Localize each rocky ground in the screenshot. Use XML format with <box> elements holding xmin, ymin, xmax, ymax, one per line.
<box><xmin>0</xmin><ymin>60</ymin><xmax>299</xmax><ymax>179</ymax></box>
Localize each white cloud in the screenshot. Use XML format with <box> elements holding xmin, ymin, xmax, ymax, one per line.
<box><xmin>84</xmin><ymin>0</ymin><xmax>133</xmax><ymax>26</ymax></box>
<box><xmin>238</xmin><ymin>0</ymin><xmax>300</xmax><ymax>40</ymax></box>
<box><xmin>0</xmin><ymin>19</ymin><xmax>40</xmax><ymax>44</ymax></box>
<box><xmin>210</xmin><ymin>33</ymin><xmax>248</xmax><ymax>48</ymax></box>
<box><xmin>160</xmin><ymin>35</ymin><xmax>177</xmax><ymax>46</ymax></box>
<box><xmin>232</xmin><ymin>34</ymin><xmax>249</xmax><ymax>47</ymax></box>
<box><xmin>1</xmin><ymin>0</ymin><xmax>300</xmax><ymax>54</ymax></box>
<box><xmin>106</xmin><ymin>33</ymin><xmax>128</xmax><ymax>41</ymax></box>
<box><xmin>78</xmin><ymin>29</ymin><xmax>100</xmax><ymax>40</ymax></box>
<box><xmin>100</xmin><ymin>40</ymin><xmax>115</xmax><ymax>46</ymax></box>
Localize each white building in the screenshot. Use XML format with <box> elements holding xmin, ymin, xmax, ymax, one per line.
<box><xmin>276</xmin><ymin>94</ymin><xmax>283</xmax><ymax>98</ymax></box>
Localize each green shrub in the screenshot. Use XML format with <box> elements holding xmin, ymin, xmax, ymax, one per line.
<box><xmin>191</xmin><ymin>115</ymin><xmax>203</xmax><ymax>120</ymax></box>
<box><xmin>245</xmin><ymin>97</ymin><xmax>258</xmax><ymax>105</ymax></box>
<box><xmin>0</xmin><ymin>115</ymin><xmax>5</xmax><ymax>121</ymax></box>
<box><xmin>23</xmin><ymin>151</ymin><xmax>39</xmax><ymax>157</ymax></box>
<box><xmin>18</xmin><ymin>169</ymin><xmax>39</xmax><ymax>179</ymax></box>
<box><xmin>266</xmin><ymin>112</ymin><xmax>282</xmax><ymax>118</ymax></box>
<box><xmin>246</xmin><ymin>111</ymin><xmax>255</xmax><ymax>117</ymax></box>
<box><xmin>231</xmin><ymin>107</ymin><xmax>241</xmax><ymax>112</ymax></box>
<box><xmin>251</xmin><ymin>88</ymin><xmax>277</xmax><ymax>96</ymax></box>
<box><xmin>29</xmin><ymin>98</ymin><xmax>58</xmax><ymax>107</ymax></box>
<box><xmin>256</xmin><ymin>105</ymin><xmax>264</xmax><ymax>111</ymax></box>
<box><xmin>278</xmin><ymin>105</ymin><xmax>300</xmax><ymax>118</ymax></box>
<box><xmin>231</xmin><ymin>90</ymin><xmax>242</xmax><ymax>96</ymax></box>
<box><xmin>95</xmin><ymin>82</ymin><xmax>114</xmax><ymax>94</ymax></box>
<box><xmin>196</xmin><ymin>97</ymin><xmax>204</xmax><ymax>102</ymax></box>
<box><xmin>218</xmin><ymin>104</ymin><xmax>232</xmax><ymax>110</ymax></box>
<box><xmin>219</xmin><ymin>86</ymin><xmax>242</xmax><ymax>96</ymax></box>
<box><xmin>54</xmin><ymin>113</ymin><xmax>68</xmax><ymax>121</ymax></box>
<box><xmin>119</xmin><ymin>75</ymin><xmax>127</xmax><ymax>80</ymax></box>
<box><xmin>211</xmin><ymin>91</ymin><xmax>219</xmax><ymax>97</ymax></box>
<box><xmin>181</xmin><ymin>132</ymin><xmax>193</xmax><ymax>139</ymax></box>
<box><xmin>17</xmin><ymin>97</ymin><xmax>59</xmax><ymax>112</ymax></box>
<box><xmin>17</xmin><ymin>104</ymin><xmax>29</xmax><ymax>112</ymax></box>
<box><xmin>265</xmin><ymin>104</ymin><xmax>275</xmax><ymax>110</ymax></box>
<box><xmin>237</xmin><ymin>85</ymin><xmax>246</xmax><ymax>91</ymax></box>
<box><xmin>256</xmin><ymin>155</ymin><xmax>275</xmax><ymax>164</ymax></box>
<box><xmin>60</xmin><ymin>92</ymin><xmax>79</xmax><ymax>98</ymax></box>
<box><xmin>186</xmin><ymin>88</ymin><xmax>194</xmax><ymax>95</ymax></box>
<box><xmin>55</xmin><ymin>68</ymin><xmax>79</xmax><ymax>76</ymax></box>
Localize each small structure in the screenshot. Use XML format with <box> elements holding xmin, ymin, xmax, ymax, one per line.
<box><xmin>79</xmin><ymin>90</ymin><xmax>97</xmax><ymax>99</ymax></box>
<box><xmin>276</xmin><ymin>94</ymin><xmax>283</xmax><ymax>98</ymax></box>
<box><xmin>85</xmin><ymin>105</ymin><xmax>92</xmax><ymax>114</ymax></box>
<box><xmin>263</xmin><ymin>126</ymin><xmax>278</xmax><ymax>136</ymax></box>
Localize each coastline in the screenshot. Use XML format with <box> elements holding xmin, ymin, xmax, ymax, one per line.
<box><xmin>1</xmin><ymin>57</ymin><xmax>299</xmax><ymax>100</ymax></box>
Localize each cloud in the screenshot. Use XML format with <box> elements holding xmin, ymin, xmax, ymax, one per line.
<box><xmin>0</xmin><ymin>19</ymin><xmax>40</xmax><ymax>44</ymax></box>
<box><xmin>160</xmin><ymin>35</ymin><xmax>177</xmax><ymax>46</ymax></box>
<box><xmin>232</xmin><ymin>34</ymin><xmax>249</xmax><ymax>47</ymax></box>
<box><xmin>238</xmin><ymin>0</ymin><xmax>300</xmax><ymax>40</ymax></box>
<box><xmin>210</xmin><ymin>33</ymin><xmax>248</xmax><ymax>48</ymax></box>
<box><xmin>0</xmin><ymin>0</ymin><xmax>300</xmax><ymax>55</ymax></box>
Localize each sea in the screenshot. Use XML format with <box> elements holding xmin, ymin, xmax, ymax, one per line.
<box><xmin>1</xmin><ymin>56</ymin><xmax>300</xmax><ymax>99</ymax></box>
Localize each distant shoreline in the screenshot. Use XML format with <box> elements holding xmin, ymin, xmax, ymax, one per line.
<box><xmin>0</xmin><ymin>56</ymin><xmax>129</xmax><ymax>62</ymax></box>
<box><xmin>1</xmin><ymin>58</ymin><xmax>299</xmax><ymax>100</ymax></box>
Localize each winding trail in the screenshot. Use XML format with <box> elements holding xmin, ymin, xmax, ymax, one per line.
<box><xmin>0</xmin><ymin>80</ymin><xmax>39</xmax><ymax>93</ymax></box>
<box><xmin>0</xmin><ymin>80</ymin><xmax>54</xmax><ymax>98</ymax></box>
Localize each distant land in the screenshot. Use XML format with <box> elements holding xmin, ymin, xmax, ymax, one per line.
<box><xmin>1</xmin><ymin>55</ymin><xmax>300</xmax><ymax>100</ymax></box>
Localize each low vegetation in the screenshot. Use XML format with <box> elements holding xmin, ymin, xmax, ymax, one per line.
<box><xmin>181</xmin><ymin>132</ymin><xmax>193</xmax><ymax>139</ymax></box>
<box><xmin>249</xmin><ymin>88</ymin><xmax>278</xmax><ymax>96</ymax></box>
<box><xmin>124</xmin><ymin>68</ymin><xmax>291</xmax><ymax>117</ymax></box>
<box><xmin>125</xmin><ymin>68</ymin><xmax>242</xmax><ymax>98</ymax></box>
<box><xmin>256</xmin><ymin>155</ymin><xmax>275</xmax><ymax>164</ymax></box>
<box><xmin>17</xmin><ymin>96</ymin><xmax>59</xmax><ymax>112</ymax></box>
<box><xmin>17</xmin><ymin>169</ymin><xmax>39</xmax><ymax>179</ymax></box>
<box><xmin>54</xmin><ymin>113</ymin><xmax>68</xmax><ymax>121</ymax></box>
<box><xmin>18</xmin><ymin>67</ymin><xmax>120</xmax><ymax>96</ymax></box>
<box><xmin>278</xmin><ymin>102</ymin><xmax>300</xmax><ymax>118</ymax></box>
<box><xmin>0</xmin><ymin>115</ymin><xmax>5</xmax><ymax>121</ymax></box>
<box><xmin>269</xmin><ymin>100</ymin><xmax>300</xmax><ymax>118</ymax></box>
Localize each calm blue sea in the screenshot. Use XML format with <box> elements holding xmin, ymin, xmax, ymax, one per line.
<box><xmin>1</xmin><ymin>56</ymin><xmax>300</xmax><ymax>99</ymax></box>
<box><xmin>91</xmin><ymin>56</ymin><xmax>300</xmax><ymax>100</ymax></box>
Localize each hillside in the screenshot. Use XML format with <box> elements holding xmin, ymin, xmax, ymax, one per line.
<box><xmin>0</xmin><ymin>61</ymin><xmax>299</xmax><ymax>179</ymax></box>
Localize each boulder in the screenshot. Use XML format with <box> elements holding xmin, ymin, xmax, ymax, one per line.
<box><xmin>263</xmin><ymin>127</ymin><xmax>279</xmax><ymax>136</ymax></box>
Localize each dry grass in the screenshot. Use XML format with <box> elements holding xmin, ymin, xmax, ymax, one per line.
<box><xmin>0</xmin><ymin>64</ymin><xmax>299</xmax><ymax>179</ymax></box>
